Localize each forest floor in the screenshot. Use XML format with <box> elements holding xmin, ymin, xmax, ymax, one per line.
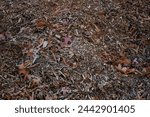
<box><xmin>0</xmin><ymin>0</ymin><xmax>150</xmax><ymax>99</ymax></box>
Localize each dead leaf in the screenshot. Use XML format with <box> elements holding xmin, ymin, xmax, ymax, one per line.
<box><xmin>36</xmin><ymin>19</ymin><xmax>47</xmax><ymax>29</ymax></box>
<box><xmin>115</xmin><ymin>64</ymin><xmax>126</xmax><ymax>73</ymax></box>
<box><xmin>115</xmin><ymin>64</ymin><xmax>136</xmax><ymax>74</ymax></box>
<box><xmin>18</xmin><ymin>63</ymin><xmax>26</xmax><ymax>70</ymax></box>
<box><xmin>61</xmin><ymin>36</ymin><xmax>72</xmax><ymax>47</ymax></box>
<box><xmin>126</xmin><ymin>68</ymin><xmax>136</xmax><ymax>74</ymax></box>
<box><xmin>19</xmin><ymin>68</ymin><xmax>29</xmax><ymax>75</ymax></box>
<box><xmin>26</xmin><ymin>49</ymin><xmax>34</xmax><ymax>57</ymax></box>
<box><xmin>64</xmin><ymin>36</ymin><xmax>72</xmax><ymax>44</ymax></box>
<box><xmin>18</xmin><ymin>61</ymin><xmax>32</xmax><ymax>77</ymax></box>
<box><xmin>117</xmin><ymin>56</ymin><xmax>131</xmax><ymax>65</ymax></box>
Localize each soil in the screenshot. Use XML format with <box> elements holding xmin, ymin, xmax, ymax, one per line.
<box><xmin>0</xmin><ymin>0</ymin><xmax>150</xmax><ymax>100</ymax></box>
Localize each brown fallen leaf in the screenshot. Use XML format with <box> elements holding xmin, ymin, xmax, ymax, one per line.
<box><xmin>36</xmin><ymin>19</ymin><xmax>47</xmax><ymax>29</ymax></box>
<box><xmin>117</xmin><ymin>56</ymin><xmax>131</xmax><ymax>66</ymax></box>
<box><xmin>18</xmin><ymin>61</ymin><xmax>32</xmax><ymax>69</ymax></box>
<box><xmin>18</xmin><ymin>63</ymin><xmax>25</xmax><ymax>70</ymax></box>
<box><xmin>26</xmin><ymin>49</ymin><xmax>34</xmax><ymax>57</ymax></box>
<box><xmin>115</xmin><ymin>64</ymin><xmax>136</xmax><ymax>74</ymax></box>
<box><xmin>115</xmin><ymin>64</ymin><xmax>125</xmax><ymax>73</ymax></box>
<box><xmin>126</xmin><ymin>68</ymin><xmax>136</xmax><ymax>74</ymax></box>
<box><xmin>18</xmin><ymin>61</ymin><xmax>32</xmax><ymax>78</ymax></box>
<box><xmin>19</xmin><ymin>68</ymin><xmax>29</xmax><ymax>76</ymax></box>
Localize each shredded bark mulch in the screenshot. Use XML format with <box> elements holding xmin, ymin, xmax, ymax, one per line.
<box><xmin>0</xmin><ymin>0</ymin><xmax>150</xmax><ymax>99</ymax></box>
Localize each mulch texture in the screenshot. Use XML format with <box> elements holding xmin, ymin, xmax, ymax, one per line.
<box><xmin>0</xmin><ymin>0</ymin><xmax>150</xmax><ymax>99</ymax></box>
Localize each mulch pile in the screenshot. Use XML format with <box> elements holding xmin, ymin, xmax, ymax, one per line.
<box><xmin>0</xmin><ymin>0</ymin><xmax>150</xmax><ymax>99</ymax></box>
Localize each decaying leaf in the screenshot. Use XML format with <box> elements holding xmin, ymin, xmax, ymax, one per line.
<box><xmin>36</xmin><ymin>19</ymin><xmax>47</xmax><ymax>29</ymax></box>
<box><xmin>117</xmin><ymin>56</ymin><xmax>131</xmax><ymax>65</ymax></box>
<box><xmin>26</xmin><ymin>49</ymin><xmax>34</xmax><ymax>57</ymax></box>
<box><xmin>115</xmin><ymin>64</ymin><xmax>136</xmax><ymax>74</ymax></box>
<box><xmin>64</xmin><ymin>36</ymin><xmax>71</xmax><ymax>44</ymax></box>
<box><xmin>18</xmin><ymin>61</ymin><xmax>32</xmax><ymax>77</ymax></box>
<box><xmin>126</xmin><ymin>68</ymin><xmax>136</xmax><ymax>74</ymax></box>
<box><xmin>18</xmin><ymin>68</ymin><xmax>29</xmax><ymax>76</ymax></box>
<box><xmin>61</xmin><ymin>36</ymin><xmax>72</xmax><ymax>47</ymax></box>
<box><xmin>18</xmin><ymin>63</ymin><xmax>25</xmax><ymax>70</ymax></box>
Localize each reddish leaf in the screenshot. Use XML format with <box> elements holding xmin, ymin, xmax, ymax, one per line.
<box><xmin>63</xmin><ymin>36</ymin><xmax>72</xmax><ymax>45</ymax></box>
<box><xmin>117</xmin><ymin>56</ymin><xmax>131</xmax><ymax>65</ymax></box>
<box><xmin>36</xmin><ymin>19</ymin><xmax>47</xmax><ymax>29</ymax></box>
<box><xmin>18</xmin><ymin>61</ymin><xmax>31</xmax><ymax>78</ymax></box>
<box><xmin>61</xmin><ymin>36</ymin><xmax>72</xmax><ymax>47</ymax></box>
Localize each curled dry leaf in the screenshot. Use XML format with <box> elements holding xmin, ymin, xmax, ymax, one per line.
<box><xmin>115</xmin><ymin>64</ymin><xmax>136</xmax><ymax>74</ymax></box>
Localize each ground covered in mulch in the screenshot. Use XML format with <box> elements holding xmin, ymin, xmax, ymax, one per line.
<box><xmin>0</xmin><ymin>0</ymin><xmax>150</xmax><ymax>100</ymax></box>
